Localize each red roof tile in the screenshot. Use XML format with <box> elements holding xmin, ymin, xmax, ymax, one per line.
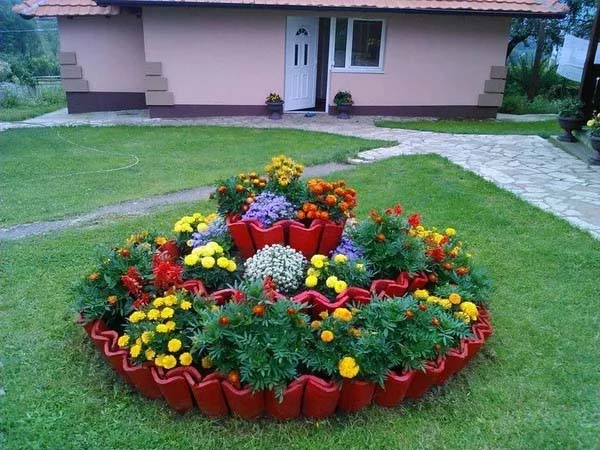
<box><xmin>13</xmin><ymin>0</ymin><xmax>567</xmax><ymax>17</ymax></box>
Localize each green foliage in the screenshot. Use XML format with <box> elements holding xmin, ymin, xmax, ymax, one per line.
<box><xmin>305</xmin><ymin>254</ymin><xmax>372</xmax><ymax>300</ymax></box>
<box><xmin>558</xmin><ymin>98</ymin><xmax>585</xmax><ymax>119</ymax></box>
<box><xmin>212</xmin><ymin>174</ymin><xmax>267</xmax><ymax>216</ymax></box>
<box><xmin>506</xmin><ymin>56</ymin><xmax>578</xmax><ymax>101</ymax></box>
<box><xmin>333</xmin><ymin>90</ymin><xmax>353</xmax><ymax>105</ymax></box>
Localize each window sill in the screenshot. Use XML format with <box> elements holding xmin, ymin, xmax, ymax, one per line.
<box><xmin>331</xmin><ymin>68</ymin><xmax>384</xmax><ymax>74</ymax></box>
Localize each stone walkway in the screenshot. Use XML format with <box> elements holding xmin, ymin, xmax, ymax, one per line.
<box><xmin>1</xmin><ymin>109</ymin><xmax>599</xmax><ymax>240</ymax></box>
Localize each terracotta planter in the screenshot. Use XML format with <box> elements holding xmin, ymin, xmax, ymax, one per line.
<box><xmin>151</xmin><ymin>367</ymin><xmax>195</xmax><ymax>414</ymax></box>
<box><xmin>408</xmin><ymin>272</ymin><xmax>429</xmax><ymax>291</ymax></box>
<box><xmin>444</xmin><ymin>341</ymin><xmax>470</xmax><ymax>379</ymax></box>
<box><xmin>337</xmin><ymin>379</ymin><xmax>376</xmax><ymax>413</ymax></box>
<box><xmin>431</xmin><ymin>356</ymin><xmax>449</xmax><ymax>386</ymax></box>
<box><xmin>316</xmin><ymin>220</ymin><xmax>345</xmax><ymax>255</ymax></box>
<box><xmin>373</xmin><ymin>370</ymin><xmax>415</xmax><ymax>408</ymax></box>
<box><xmin>122</xmin><ymin>359</ymin><xmax>162</xmax><ymax>399</ymax></box>
<box><xmin>248</xmin><ymin>220</ymin><xmax>290</xmax><ymax>251</ymax></box>
<box><xmin>301</xmin><ymin>375</ymin><xmax>341</xmax><ymax>419</ymax></box>
<box><xmin>473</xmin><ymin>319</ymin><xmax>493</xmax><ymax>340</ymax></box>
<box><xmin>89</xmin><ymin>320</ymin><xmax>110</xmax><ymax>353</ymax></box>
<box><xmin>265</xmin><ymin>378</ymin><xmax>306</xmax><ymax>421</ymax></box>
<box><xmin>266</xmin><ymin>101</ymin><xmax>284</xmax><ymax>120</ymax></box>
<box><xmin>404</xmin><ymin>360</ymin><xmax>442</xmax><ymax>399</ymax></box>
<box><xmin>183</xmin><ymin>370</ymin><xmax>229</xmax><ymax>417</ymax></box>
<box><xmin>222</xmin><ymin>381</ymin><xmax>265</xmax><ymax>419</ymax></box>
<box><xmin>226</xmin><ymin>216</ymin><xmax>256</xmax><ymax>259</ymax></box>
<box><xmin>463</xmin><ymin>329</ymin><xmax>486</xmax><ymax>363</ymax></box>
<box><xmin>288</xmin><ymin>220</ymin><xmax>323</xmax><ymax>257</ymax></box>
<box><xmin>102</xmin><ymin>336</ymin><xmax>133</xmax><ymax>385</ymax></box>
<box><xmin>557</xmin><ymin>116</ymin><xmax>585</xmax><ymax>142</ymax></box>
<box><xmin>370</xmin><ymin>273</ymin><xmax>410</xmax><ymax>298</ymax></box>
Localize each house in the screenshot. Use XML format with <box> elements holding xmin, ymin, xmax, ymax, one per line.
<box><xmin>13</xmin><ymin>0</ymin><xmax>566</xmax><ymax>118</ymax></box>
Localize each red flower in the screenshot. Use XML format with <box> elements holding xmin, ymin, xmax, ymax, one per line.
<box><xmin>121</xmin><ymin>267</ymin><xmax>143</xmax><ymax>296</ymax></box>
<box><xmin>407</xmin><ymin>213</ymin><xmax>421</xmax><ymax>228</ymax></box>
<box><xmin>233</xmin><ymin>290</ymin><xmax>245</xmax><ymax>303</ymax></box>
<box><xmin>428</xmin><ymin>246</ymin><xmax>445</xmax><ymax>262</ymax></box>
<box><xmin>158</xmin><ymin>240</ymin><xmax>180</xmax><ymax>263</ymax></box>
<box><xmin>385</xmin><ymin>204</ymin><xmax>404</xmax><ymax>216</ymax></box>
<box><xmin>133</xmin><ymin>292</ymin><xmax>151</xmax><ymax>309</ymax></box>
<box><xmin>263</xmin><ymin>276</ymin><xmax>279</xmax><ymax>300</ymax></box>
<box><xmin>152</xmin><ymin>259</ymin><xmax>183</xmax><ymax>290</ymax></box>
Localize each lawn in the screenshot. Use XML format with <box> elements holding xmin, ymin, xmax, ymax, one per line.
<box><xmin>375</xmin><ymin>119</ymin><xmax>561</xmax><ymax>138</ymax></box>
<box><xmin>0</xmin><ymin>126</ymin><xmax>389</xmax><ymax>226</ymax></box>
<box><xmin>1</xmin><ymin>155</ymin><xmax>598</xmax><ymax>450</ymax></box>
<box><xmin>0</xmin><ymin>102</ymin><xmax>65</xmax><ymax>122</ymax></box>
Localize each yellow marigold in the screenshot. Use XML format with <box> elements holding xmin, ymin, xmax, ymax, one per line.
<box><xmin>201</xmin><ymin>256</ymin><xmax>216</xmax><ymax>269</ymax></box>
<box><xmin>438</xmin><ymin>299</ymin><xmax>452</xmax><ymax>310</ymax></box>
<box><xmin>141</xmin><ymin>331</ymin><xmax>153</xmax><ymax>344</ymax></box>
<box><xmin>332</xmin><ymin>307</ymin><xmax>353</xmax><ymax>322</ymax></box>
<box><xmin>165</xmin><ymin>320</ymin><xmax>176</xmax><ymax>331</ymax></box>
<box><xmin>445</xmin><ymin>227</ymin><xmax>456</xmax><ymax>237</ymax></box>
<box><xmin>207</xmin><ymin>241</ymin><xmax>223</xmax><ymax>255</ymax></box>
<box><xmin>129</xmin><ymin>311</ymin><xmax>146</xmax><ymax>324</ymax></box>
<box><xmin>449</xmin><ymin>293</ymin><xmax>462</xmax><ymax>305</ymax></box>
<box><xmin>319</xmin><ymin>311</ymin><xmax>329</xmax><ymax>319</ymax></box>
<box><xmin>201</xmin><ymin>356</ymin><xmax>213</xmax><ymax>369</ymax></box>
<box><xmin>350</xmin><ymin>327</ymin><xmax>362</xmax><ymax>338</ymax></box>
<box><xmin>180</xmin><ymin>300</ymin><xmax>192</xmax><ymax>310</ymax></box>
<box><xmin>325</xmin><ymin>276</ymin><xmax>338</xmax><ymax>288</ymax></box>
<box><xmin>147</xmin><ymin>309</ymin><xmax>160</xmax><ymax>320</ymax></box>
<box><xmin>107</xmin><ymin>295</ymin><xmax>118</xmax><ymax>305</ymax></box>
<box><xmin>184</xmin><ymin>254</ymin><xmax>200</xmax><ymax>266</ymax></box>
<box><xmin>454</xmin><ymin>311</ymin><xmax>471</xmax><ymax>324</ymax></box>
<box><xmin>117</xmin><ymin>334</ymin><xmax>130</xmax><ymax>348</ymax></box>
<box><xmin>355</xmin><ymin>263</ymin><xmax>365</xmax><ymax>271</ymax></box>
<box><xmin>305</xmin><ymin>275</ymin><xmax>319</xmax><ymax>288</ymax></box>
<box><xmin>414</xmin><ymin>289</ymin><xmax>429</xmax><ymax>300</ymax></box>
<box><xmin>129</xmin><ymin>344</ymin><xmax>142</xmax><ymax>358</ymax></box>
<box><xmin>156</xmin><ymin>323</ymin><xmax>169</xmax><ymax>333</ymax></box>
<box><xmin>333</xmin><ymin>253</ymin><xmax>348</xmax><ymax>264</ymax></box>
<box><xmin>460</xmin><ymin>301</ymin><xmax>479</xmax><ymax>321</ymax></box>
<box><xmin>197</xmin><ymin>223</ymin><xmax>209</xmax><ymax>232</ymax></box>
<box><xmin>155</xmin><ymin>236</ymin><xmax>168</xmax><ymax>246</ymax></box>
<box><xmin>163</xmin><ymin>295</ymin><xmax>177</xmax><ymax>306</ymax></box>
<box><xmin>334</xmin><ymin>280</ymin><xmax>348</xmax><ymax>294</ymax></box>
<box><xmin>338</xmin><ymin>356</ymin><xmax>360</xmax><ymax>379</ymax></box>
<box><xmin>311</xmin><ymin>255</ymin><xmax>326</xmax><ymax>269</ymax></box>
<box><xmin>310</xmin><ymin>320</ymin><xmax>322</xmax><ymax>329</ymax></box>
<box><xmin>217</xmin><ymin>257</ymin><xmax>230</xmax><ymax>269</ymax></box>
<box><xmin>226</xmin><ymin>261</ymin><xmax>237</xmax><ymax>272</ymax></box>
<box><xmin>179</xmin><ymin>352</ymin><xmax>193</xmax><ymax>366</ymax></box>
<box><xmin>161</xmin><ymin>354</ymin><xmax>177</xmax><ymax>370</ymax></box>
<box><xmin>160</xmin><ymin>307</ymin><xmax>174</xmax><ymax>319</ymax></box>
<box><xmin>145</xmin><ymin>349</ymin><xmax>155</xmax><ymax>360</ymax></box>
<box><xmin>427</xmin><ymin>295</ymin><xmax>440</xmax><ymax>303</ymax></box>
<box><xmin>320</xmin><ymin>330</ymin><xmax>334</xmax><ymax>343</ymax></box>
<box><xmin>168</xmin><ymin>338</ymin><xmax>182</xmax><ymax>352</ymax></box>
<box><xmin>153</xmin><ymin>298</ymin><xmax>164</xmax><ymax>308</ymax></box>
<box><xmin>187</xmin><ymin>240</ymin><xmax>193</xmax><ymax>248</ymax></box>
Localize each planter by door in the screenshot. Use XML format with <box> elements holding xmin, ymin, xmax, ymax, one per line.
<box><xmin>557</xmin><ymin>117</ymin><xmax>585</xmax><ymax>142</ymax></box>
<box><xmin>336</xmin><ymin>103</ymin><xmax>352</xmax><ymax>119</ymax></box>
<box><xmin>266</xmin><ymin>101</ymin><xmax>284</xmax><ymax>120</ymax></box>
<box><xmin>589</xmin><ymin>135</ymin><xmax>600</xmax><ymax>165</ymax></box>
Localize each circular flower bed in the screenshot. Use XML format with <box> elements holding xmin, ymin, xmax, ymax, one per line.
<box><xmin>76</xmin><ymin>155</ymin><xmax>493</xmax><ymax>420</ymax></box>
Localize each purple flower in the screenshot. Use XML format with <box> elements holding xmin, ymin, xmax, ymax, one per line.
<box><xmin>332</xmin><ymin>235</ymin><xmax>363</xmax><ymax>260</ymax></box>
<box><xmin>191</xmin><ymin>216</ymin><xmax>230</xmax><ymax>248</ymax></box>
<box><xmin>242</xmin><ymin>192</ymin><xmax>295</xmax><ymax>227</ymax></box>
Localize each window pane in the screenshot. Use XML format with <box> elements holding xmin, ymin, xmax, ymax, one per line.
<box><xmin>334</xmin><ymin>18</ymin><xmax>348</xmax><ymax>68</ymax></box>
<box><xmin>351</xmin><ymin>20</ymin><xmax>382</xmax><ymax>67</ymax></box>
<box><xmin>294</xmin><ymin>44</ymin><xmax>298</xmax><ymax>66</ymax></box>
<box><xmin>304</xmin><ymin>43</ymin><xmax>308</xmax><ymax>65</ymax></box>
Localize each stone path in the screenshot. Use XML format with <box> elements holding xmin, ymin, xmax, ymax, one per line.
<box><xmin>1</xmin><ymin>109</ymin><xmax>598</xmax><ymax>240</ymax></box>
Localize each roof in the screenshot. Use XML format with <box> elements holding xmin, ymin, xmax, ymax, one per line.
<box><xmin>12</xmin><ymin>0</ymin><xmax>119</xmax><ymax>17</ymax></box>
<box><xmin>13</xmin><ymin>0</ymin><xmax>567</xmax><ymax>18</ymax></box>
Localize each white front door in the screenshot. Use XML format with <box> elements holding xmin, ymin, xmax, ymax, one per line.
<box><xmin>285</xmin><ymin>16</ymin><xmax>318</xmax><ymax>111</ymax></box>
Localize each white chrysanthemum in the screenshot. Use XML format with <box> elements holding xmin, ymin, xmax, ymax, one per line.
<box><xmin>243</xmin><ymin>244</ymin><xmax>307</xmax><ymax>293</ymax></box>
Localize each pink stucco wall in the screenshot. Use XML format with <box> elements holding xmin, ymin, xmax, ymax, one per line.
<box><xmin>141</xmin><ymin>8</ymin><xmax>509</xmax><ymax>107</ymax></box>
<box><xmin>58</xmin><ymin>14</ymin><xmax>146</xmax><ymax>93</ymax></box>
<box><xmin>142</xmin><ymin>7</ymin><xmax>286</xmax><ymax>105</ymax></box>
<box><xmin>328</xmin><ymin>13</ymin><xmax>510</xmax><ymax>106</ymax></box>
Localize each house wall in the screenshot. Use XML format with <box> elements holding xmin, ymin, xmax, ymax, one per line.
<box><xmin>58</xmin><ymin>14</ymin><xmax>147</xmax><ymax>112</ymax></box>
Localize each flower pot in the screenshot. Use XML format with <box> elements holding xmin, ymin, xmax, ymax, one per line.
<box><xmin>226</xmin><ymin>216</ymin><xmax>256</xmax><ymax>259</ymax></box>
<box><xmin>183</xmin><ymin>370</ymin><xmax>229</xmax><ymax>417</ymax></box>
<box><xmin>338</xmin><ymin>379</ymin><xmax>375</xmax><ymax>413</ymax></box>
<box><xmin>293</xmin><ymin>290</ymin><xmax>331</xmax><ymax>318</ymax></box>
<box><xmin>370</xmin><ymin>273</ymin><xmax>409</xmax><ymax>298</ymax></box>
<box><xmin>431</xmin><ymin>356</ymin><xmax>449</xmax><ymax>386</ymax></box>
<box><xmin>265</xmin><ymin>378</ymin><xmax>306</xmax><ymax>421</ymax></box>
<box><xmin>408</xmin><ymin>272</ymin><xmax>429</xmax><ymax>291</ymax></box>
<box><xmin>589</xmin><ymin>135</ymin><xmax>600</xmax><ymax>165</ymax></box>
<box><xmin>247</xmin><ymin>220</ymin><xmax>289</xmax><ymax>251</ymax></box>
<box><xmin>404</xmin><ymin>360</ymin><xmax>441</xmax><ymax>399</ymax></box>
<box><xmin>463</xmin><ymin>328</ymin><xmax>486</xmax><ymax>363</ymax></box>
<box><xmin>102</xmin><ymin>336</ymin><xmax>133</xmax><ymax>385</ymax></box>
<box><xmin>473</xmin><ymin>319</ymin><xmax>493</xmax><ymax>340</ymax></box>
<box><xmin>557</xmin><ymin>116</ymin><xmax>585</xmax><ymax>142</ymax></box>
<box><xmin>444</xmin><ymin>341</ymin><xmax>470</xmax><ymax>378</ymax></box>
<box><xmin>266</xmin><ymin>101</ymin><xmax>284</xmax><ymax>120</ymax></box>
<box><xmin>122</xmin><ymin>359</ymin><xmax>162</xmax><ymax>399</ymax></box>
<box><xmin>176</xmin><ymin>279</ymin><xmax>207</xmax><ymax>296</ymax></box>
<box><xmin>288</xmin><ymin>220</ymin><xmax>323</xmax><ymax>258</ymax></box>
<box><xmin>336</xmin><ymin>102</ymin><xmax>353</xmax><ymax>119</ymax></box>
<box><xmin>373</xmin><ymin>370</ymin><xmax>414</xmax><ymax>408</ymax></box>
<box><xmin>151</xmin><ymin>367</ymin><xmax>195</xmax><ymax>414</ymax></box>
<box><xmin>316</xmin><ymin>219</ymin><xmax>345</xmax><ymax>255</ymax></box>
<box><xmin>211</xmin><ymin>288</ymin><xmax>242</xmax><ymax>305</ymax></box>
<box><xmin>222</xmin><ymin>381</ymin><xmax>265</xmax><ymax>419</ymax></box>
<box><xmin>89</xmin><ymin>320</ymin><xmax>110</xmax><ymax>353</ymax></box>
<box><xmin>301</xmin><ymin>375</ymin><xmax>340</xmax><ymax>419</ymax></box>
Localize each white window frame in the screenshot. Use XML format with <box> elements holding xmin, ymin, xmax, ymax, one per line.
<box><xmin>330</xmin><ymin>17</ymin><xmax>386</xmax><ymax>73</ymax></box>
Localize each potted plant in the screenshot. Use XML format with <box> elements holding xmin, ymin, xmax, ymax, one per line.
<box><xmin>265</xmin><ymin>92</ymin><xmax>284</xmax><ymax>120</ymax></box>
<box><xmin>333</xmin><ymin>91</ymin><xmax>353</xmax><ymax>119</ymax></box>
<box><xmin>586</xmin><ymin>112</ymin><xmax>600</xmax><ymax>165</ymax></box>
<box><xmin>557</xmin><ymin>98</ymin><xmax>586</xmax><ymax>142</ymax></box>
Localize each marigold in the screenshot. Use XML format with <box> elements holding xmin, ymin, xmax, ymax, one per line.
<box><xmin>305</xmin><ymin>275</ymin><xmax>319</xmax><ymax>288</ymax></box>
<box><xmin>332</xmin><ymin>307</ymin><xmax>353</xmax><ymax>322</ymax></box>
<box><xmin>168</xmin><ymin>338</ymin><xmax>182</xmax><ymax>352</ymax></box>
<box><xmin>129</xmin><ymin>311</ymin><xmax>146</xmax><ymax>323</ymax></box>
<box><xmin>414</xmin><ymin>289</ymin><xmax>429</xmax><ymax>300</ymax></box>
<box><xmin>311</xmin><ymin>255</ymin><xmax>326</xmax><ymax>269</ymax></box>
<box><xmin>155</xmin><ymin>236</ymin><xmax>168</xmax><ymax>246</ymax></box>
<box><xmin>438</xmin><ymin>299</ymin><xmax>452</xmax><ymax>310</ymax></box>
<box><xmin>141</xmin><ymin>331</ymin><xmax>153</xmax><ymax>344</ymax></box>
<box><xmin>350</xmin><ymin>327</ymin><xmax>362</xmax><ymax>338</ymax></box>
<box><xmin>226</xmin><ymin>261</ymin><xmax>237</xmax><ymax>272</ymax></box>
<box><xmin>161</xmin><ymin>354</ymin><xmax>177</xmax><ymax>370</ymax></box>
<box><xmin>334</xmin><ymin>280</ymin><xmax>348</xmax><ymax>294</ymax></box>
<box><xmin>320</xmin><ymin>330</ymin><xmax>334</xmax><ymax>342</ymax></box>
<box><xmin>165</xmin><ymin>320</ymin><xmax>176</xmax><ymax>331</ymax></box>
<box><xmin>117</xmin><ymin>334</ymin><xmax>130</xmax><ymax>348</ymax></box>
<box><xmin>445</xmin><ymin>227</ymin><xmax>457</xmax><ymax>237</ymax></box>
<box><xmin>333</xmin><ymin>253</ymin><xmax>348</xmax><ymax>264</ymax></box>
<box><xmin>454</xmin><ymin>311</ymin><xmax>470</xmax><ymax>324</ymax></box>
<box><xmin>325</xmin><ymin>276</ymin><xmax>338</xmax><ymax>288</ymax></box>
<box><xmin>147</xmin><ymin>309</ymin><xmax>160</xmax><ymax>320</ymax></box>
<box><xmin>201</xmin><ymin>356</ymin><xmax>213</xmax><ymax>369</ymax></box>
<box><xmin>179</xmin><ymin>352</ymin><xmax>193</xmax><ymax>366</ymax></box>
<box><xmin>153</xmin><ymin>298</ymin><xmax>164</xmax><ymax>308</ymax></box>
<box><xmin>107</xmin><ymin>295</ymin><xmax>118</xmax><ymax>305</ymax></box>
<box><xmin>310</xmin><ymin>320</ymin><xmax>322</xmax><ymax>329</ymax></box>
<box><xmin>156</xmin><ymin>323</ymin><xmax>169</xmax><ymax>333</ymax></box>
<box><xmin>130</xmin><ymin>344</ymin><xmax>142</xmax><ymax>358</ymax></box>
<box><xmin>217</xmin><ymin>257</ymin><xmax>230</xmax><ymax>269</ymax></box>
<box><xmin>180</xmin><ymin>300</ymin><xmax>192</xmax><ymax>310</ymax></box>
<box><xmin>338</xmin><ymin>356</ymin><xmax>360</xmax><ymax>379</ymax></box>
<box><xmin>145</xmin><ymin>349</ymin><xmax>155</xmax><ymax>360</ymax></box>
<box><xmin>163</xmin><ymin>295</ymin><xmax>177</xmax><ymax>306</ymax></box>
<box><xmin>319</xmin><ymin>311</ymin><xmax>329</xmax><ymax>319</ymax></box>
<box><xmin>449</xmin><ymin>293</ymin><xmax>462</xmax><ymax>305</ymax></box>
<box><xmin>184</xmin><ymin>254</ymin><xmax>199</xmax><ymax>266</ymax></box>
<box><xmin>201</xmin><ymin>256</ymin><xmax>216</xmax><ymax>269</ymax></box>
<box><xmin>160</xmin><ymin>307</ymin><xmax>174</xmax><ymax>319</ymax></box>
<box><xmin>460</xmin><ymin>301</ymin><xmax>479</xmax><ymax>321</ymax></box>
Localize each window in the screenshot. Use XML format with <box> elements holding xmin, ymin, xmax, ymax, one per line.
<box><xmin>331</xmin><ymin>18</ymin><xmax>385</xmax><ymax>72</ymax></box>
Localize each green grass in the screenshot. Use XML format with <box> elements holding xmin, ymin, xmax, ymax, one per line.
<box><xmin>0</xmin><ymin>102</ymin><xmax>65</xmax><ymax>122</ymax></box>
<box><xmin>1</xmin><ymin>155</ymin><xmax>598</xmax><ymax>450</ymax></box>
<box><xmin>375</xmin><ymin>119</ymin><xmax>560</xmax><ymax>138</ymax></box>
<box><xmin>0</xmin><ymin>126</ymin><xmax>389</xmax><ymax>226</ymax></box>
